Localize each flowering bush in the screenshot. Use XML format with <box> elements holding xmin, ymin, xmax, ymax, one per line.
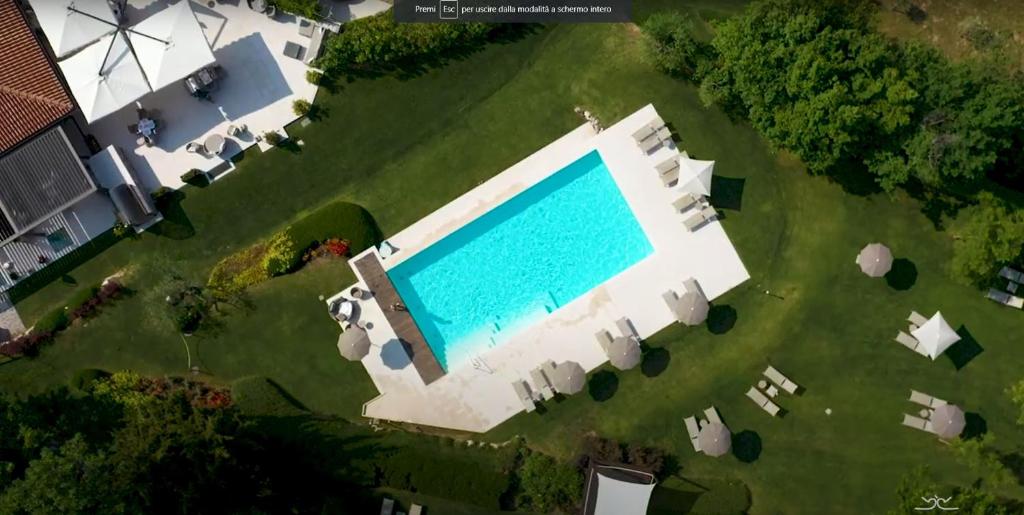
<box><xmin>95</xmin><ymin>371</ymin><xmax>233</xmax><ymax>409</ymax></box>
<box><xmin>302</xmin><ymin>238</ymin><xmax>351</xmax><ymax>262</ymax></box>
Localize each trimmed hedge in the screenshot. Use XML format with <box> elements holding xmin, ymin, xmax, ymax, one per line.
<box><xmin>375</xmin><ymin>446</ymin><xmax>510</xmax><ymax>509</ymax></box>
<box><xmin>270</xmin><ymin>0</ymin><xmax>319</xmax><ymax>17</ymax></box>
<box><xmin>69</xmin><ymin>368</ymin><xmax>111</xmax><ymax>392</ymax></box>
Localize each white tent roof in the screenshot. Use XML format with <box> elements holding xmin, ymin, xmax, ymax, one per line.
<box><xmin>59</xmin><ymin>32</ymin><xmax>152</xmax><ymax>123</ymax></box>
<box><xmin>911</xmin><ymin>311</ymin><xmax>961</xmax><ymax>360</ymax></box>
<box><xmin>594</xmin><ymin>472</ymin><xmax>656</xmax><ymax>515</ymax></box>
<box><xmin>128</xmin><ymin>1</ymin><xmax>215</xmax><ymax>91</ymax></box>
<box><xmin>676</xmin><ymin>152</ymin><xmax>715</xmax><ymax>197</ymax></box>
<box><xmin>29</xmin><ymin>0</ymin><xmax>118</xmax><ymax>58</ymax></box>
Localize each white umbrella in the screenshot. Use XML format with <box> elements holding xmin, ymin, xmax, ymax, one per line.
<box><xmin>128</xmin><ymin>1</ymin><xmax>215</xmax><ymax>91</ymax></box>
<box><xmin>336</xmin><ymin>327</ymin><xmax>371</xmax><ymax>361</ymax></box>
<box><xmin>697</xmin><ymin>422</ymin><xmax>731</xmax><ymax>457</ymax></box>
<box><xmin>605</xmin><ymin>337</ymin><xmax>641</xmax><ymax>370</ymax></box>
<box><xmin>29</xmin><ymin>0</ymin><xmax>118</xmax><ymax>58</ymax></box>
<box><xmin>59</xmin><ymin>32</ymin><xmax>152</xmax><ymax>123</ymax></box>
<box><xmin>550</xmin><ymin>361</ymin><xmax>586</xmax><ymax>395</ymax></box>
<box><xmin>856</xmin><ymin>243</ymin><xmax>893</xmax><ymax>277</ymax></box>
<box><xmin>930</xmin><ymin>404</ymin><xmax>966</xmax><ymax>440</ymax></box>
<box><xmin>677</xmin><ymin>153</ymin><xmax>714</xmax><ymax>197</ymax></box>
<box><xmin>911</xmin><ymin>312</ymin><xmax>961</xmax><ymax>360</ymax></box>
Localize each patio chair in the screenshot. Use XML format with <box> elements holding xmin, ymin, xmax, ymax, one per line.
<box><xmin>987</xmin><ymin>288</ymin><xmax>1024</xmax><ymax>309</ymax></box>
<box><xmin>529</xmin><ymin>369</ymin><xmax>553</xmax><ymax>400</ymax></box>
<box><xmin>632</xmin><ymin>124</ymin><xmax>656</xmax><ymax>142</ymax></box>
<box><xmin>595</xmin><ymin>329</ymin><xmax>614</xmax><ymax>351</ymax></box>
<box><xmin>999</xmin><ymin>266</ymin><xmax>1024</xmax><ymax>283</ymax></box>
<box><xmin>381</xmin><ymin>497</ymin><xmax>394</xmax><ymax>515</ymax></box>
<box><xmin>136</xmin><ymin>108</ymin><xmax>148</xmax><ymax>120</ymax></box>
<box><xmin>409</xmin><ymin>505</ymin><xmax>423</xmax><ymax>515</ymax></box>
<box><xmin>660</xmin><ymin>168</ymin><xmax>679</xmax><ymax>187</ymax></box>
<box><xmin>672</xmin><ymin>193</ymin><xmax>700</xmax><ymax>213</ymax></box>
<box><xmin>895</xmin><ymin>331</ymin><xmax>922</xmax><ymax>351</ymax></box>
<box><xmin>704</xmin><ymin>406</ymin><xmax>723</xmax><ymax>425</ymax></box>
<box><xmin>763</xmin><ymin>366</ymin><xmax>799</xmax><ymax>394</ymax></box>
<box><xmin>684</xmin><ymin>416</ymin><xmax>701</xmax><ymax>451</ymax></box>
<box><xmin>185</xmin><ymin>142</ymin><xmax>202</xmax><ymax>153</ymax></box>
<box><xmin>746</xmin><ymin>387</ymin><xmax>781</xmax><ymax>417</ymax></box>
<box><xmin>615</xmin><ymin>317</ymin><xmax>638</xmax><ymax>340</ymax></box>
<box><xmin>512</xmin><ymin>381</ymin><xmax>536</xmax><ymax>412</ymax></box>
<box><xmin>902</xmin><ymin>413</ymin><xmax>929</xmax><ymax>431</ymax></box>
<box><xmin>700</xmin><ymin>206</ymin><xmax>717</xmax><ymax>222</ymax></box>
<box><xmin>909</xmin><ymin>389</ymin><xmax>933</xmax><ymax>407</ymax></box>
<box><xmin>128</xmin><ymin>123</ymin><xmax>139</xmax><ymax>134</ymax></box>
<box><xmin>655</xmin><ymin>156</ymin><xmax>679</xmax><ymax>175</ymax></box>
<box><xmin>640</xmin><ymin>132</ymin><xmax>667</xmax><ymax>153</ymax></box>
<box><xmin>683</xmin><ymin>211</ymin><xmax>705</xmax><ymax>232</ymax></box>
<box><xmin>908</xmin><ymin>310</ymin><xmax>928</xmax><ymax>328</ymax></box>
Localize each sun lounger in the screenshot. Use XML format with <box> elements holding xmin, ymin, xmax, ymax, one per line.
<box><xmin>704</xmin><ymin>406</ymin><xmax>723</xmax><ymax>425</ymax></box>
<box><xmin>908</xmin><ymin>311</ymin><xmax>928</xmax><ymax>328</ymax></box>
<box><xmin>381</xmin><ymin>498</ymin><xmax>395</xmax><ymax>515</ymax></box>
<box><xmin>999</xmin><ymin>266</ymin><xmax>1024</xmax><ymax>283</ymax></box>
<box><xmin>529</xmin><ymin>369</ymin><xmax>554</xmax><ymax>400</ymax></box>
<box><xmin>655</xmin><ymin>156</ymin><xmax>680</xmax><ymax>175</ymax></box>
<box><xmin>640</xmin><ymin>133</ymin><xmax>668</xmax><ymax>153</ymax></box>
<box><xmin>541</xmin><ymin>360</ymin><xmax>558</xmax><ymax>386</ymax></box>
<box><xmin>902</xmin><ymin>413</ymin><xmax>930</xmax><ymax>431</ymax></box>
<box><xmin>409</xmin><ymin>505</ymin><xmax>423</xmax><ymax>515</ymax></box>
<box><xmin>684</xmin><ymin>416</ymin><xmax>701</xmax><ymax>451</ymax></box>
<box><xmin>746</xmin><ymin>387</ymin><xmax>781</xmax><ymax>417</ymax></box>
<box><xmin>596</xmin><ymin>329</ymin><xmax>614</xmax><ymax>351</ymax></box>
<box><xmin>909</xmin><ymin>390</ymin><xmax>946</xmax><ymax>408</ymax></box>
<box><xmin>672</xmin><ymin>193</ymin><xmax>701</xmax><ymax>213</ymax></box>
<box><xmin>615</xmin><ymin>318</ymin><xmax>637</xmax><ymax>339</ymax></box>
<box><xmin>987</xmin><ymin>288</ymin><xmax>1024</xmax><ymax>309</ymax></box>
<box><xmin>683</xmin><ymin>211</ymin><xmax>706</xmax><ymax>232</ymax></box>
<box><xmin>632</xmin><ymin>124</ymin><xmax>656</xmax><ymax>142</ymax></box>
<box><xmin>660</xmin><ymin>167</ymin><xmax>679</xmax><ymax>187</ymax></box>
<box><xmin>699</xmin><ymin>206</ymin><xmax>717</xmax><ymax>222</ymax></box>
<box><xmin>763</xmin><ymin>366</ymin><xmax>799</xmax><ymax>394</ymax></box>
<box><xmin>512</xmin><ymin>381</ymin><xmax>537</xmax><ymax>411</ymax></box>
<box><xmin>895</xmin><ymin>331</ymin><xmax>929</xmax><ymax>356</ymax></box>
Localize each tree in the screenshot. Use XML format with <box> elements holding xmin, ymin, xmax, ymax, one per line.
<box><xmin>516</xmin><ymin>452</ymin><xmax>582</xmax><ymax>513</ymax></box>
<box><xmin>641</xmin><ymin>12</ymin><xmax>709</xmax><ymax>78</ymax></box>
<box><xmin>950</xmin><ymin>193</ymin><xmax>1024</xmax><ymax>285</ymax></box>
<box><xmin>949</xmin><ymin>433</ymin><xmax>1015</xmax><ymax>491</ymax></box>
<box><xmin>0</xmin><ymin>436</ymin><xmax>115</xmax><ymax>514</ymax></box>
<box><xmin>1008</xmin><ymin>379</ymin><xmax>1024</xmax><ymax>426</ymax></box>
<box><xmin>889</xmin><ymin>467</ymin><xmax>1009</xmax><ymax>515</ymax></box>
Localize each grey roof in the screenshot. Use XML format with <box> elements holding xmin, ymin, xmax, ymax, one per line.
<box><xmin>856</xmin><ymin>243</ymin><xmax>893</xmax><ymax>277</ymax></box>
<box><xmin>697</xmin><ymin>422</ymin><xmax>731</xmax><ymax>457</ymax></box>
<box><xmin>0</xmin><ymin>127</ymin><xmax>95</xmax><ymax>242</ymax></box>
<box><xmin>931</xmin><ymin>404</ymin><xmax>966</xmax><ymax>440</ymax></box>
<box><xmin>337</xmin><ymin>327</ymin><xmax>371</xmax><ymax>361</ymax></box>
<box><xmin>550</xmin><ymin>361</ymin><xmax>586</xmax><ymax>395</ymax></box>
<box><xmin>606</xmin><ymin>337</ymin><xmax>641</xmax><ymax>370</ymax></box>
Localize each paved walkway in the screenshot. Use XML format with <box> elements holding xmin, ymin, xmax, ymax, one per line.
<box><xmin>0</xmin><ymin>293</ymin><xmax>25</xmax><ymax>342</ymax></box>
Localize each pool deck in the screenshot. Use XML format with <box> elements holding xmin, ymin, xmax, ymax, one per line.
<box><xmin>351</xmin><ymin>252</ymin><xmax>445</xmax><ymax>385</ymax></box>
<box><xmin>338</xmin><ymin>104</ymin><xmax>750</xmax><ymax>433</ymax></box>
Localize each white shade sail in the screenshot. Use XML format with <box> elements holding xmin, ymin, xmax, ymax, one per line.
<box><xmin>128</xmin><ymin>0</ymin><xmax>215</xmax><ymax>91</ymax></box>
<box><xmin>677</xmin><ymin>153</ymin><xmax>715</xmax><ymax>197</ymax></box>
<box><xmin>911</xmin><ymin>311</ymin><xmax>961</xmax><ymax>360</ymax></box>
<box><xmin>594</xmin><ymin>472</ymin><xmax>656</xmax><ymax>515</ymax></box>
<box><xmin>29</xmin><ymin>0</ymin><xmax>118</xmax><ymax>58</ymax></box>
<box><xmin>59</xmin><ymin>32</ymin><xmax>152</xmax><ymax>123</ymax></box>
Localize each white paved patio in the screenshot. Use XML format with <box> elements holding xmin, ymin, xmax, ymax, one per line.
<box><xmin>88</xmin><ymin>0</ymin><xmax>386</xmax><ymax>191</ymax></box>
<box><xmin>336</xmin><ymin>104</ymin><xmax>750</xmax><ymax>433</ymax></box>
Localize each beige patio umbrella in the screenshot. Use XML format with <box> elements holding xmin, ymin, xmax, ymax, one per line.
<box><xmin>930</xmin><ymin>404</ymin><xmax>966</xmax><ymax>440</ymax></box>
<box><xmin>606</xmin><ymin>337</ymin><xmax>641</xmax><ymax>370</ymax></box>
<box><xmin>336</xmin><ymin>327</ymin><xmax>370</xmax><ymax>361</ymax></box>
<box><xmin>550</xmin><ymin>361</ymin><xmax>586</xmax><ymax>395</ymax></box>
<box><xmin>676</xmin><ymin>279</ymin><xmax>709</xmax><ymax>326</ymax></box>
<box><xmin>697</xmin><ymin>422</ymin><xmax>731</xmax><ymax>457</ymax></box>
<box><xmin>856</xmin><ymin>243</ymin><xmax>893</xmax><ymax>277</ymax></box>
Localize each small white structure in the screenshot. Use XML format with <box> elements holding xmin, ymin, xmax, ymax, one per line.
<box><xmin>28</xmin><ymin>0</ymin><xmax>117</xmax><ymax>58</ymax></box>
<box><xmin>910</xmin><ymin>311</ymin><xmax>961</xmax><ymax>360</ymax></box>
<box><xmin>676</xmin><ymin>152</ymin><xmax>714</xmax><ymax>197</ymax></box>
<box><xmin>59</xmin><ymin>32</ymin><xmax>152</xmax><ymax>123</ymax></box>
<box><xmin>585</xmin><ymin>466</ymin><xmax>657</xmax><ymax>515</ymax></box>
<box><xmin>128</xmin><ymin>1</ymin><xmax>215</xmax><ymax>91</ymax></box>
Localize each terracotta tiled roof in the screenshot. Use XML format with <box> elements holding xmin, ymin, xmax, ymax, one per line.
<box><xmin>0</xmin><ymin>0</ymin><xmax>75</xmax><ymax>154</ymax></box>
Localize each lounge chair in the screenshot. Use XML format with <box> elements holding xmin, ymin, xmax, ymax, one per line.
<box><xmin>409</xmin><ymin>505</ymin><xmax>423</xmax><ymax>515</ymax></box>
<box><xmin>632</xmin><ymin>124</ymin><xmax>656</xmax><ymax>142</ymax></box>
<box><xmin>999</xmin><ymin>266</ymin><xmax>1024</xmax><ymax>283</ymax></box>
<box><xmin>683</xmin><ymin>211</ymin><xmax>706</xmax><ymax>232</ymax></box>
<box><xmin>908</xmin><ymin>311</ymin><xmax>928</xmax><ymax>328</ymax></box>
<box><xmin>655</xmin><ymin>156</ymin><xmax>680</xmax><ymax>175</ymax></box>
<box><xmin>987</xmin><ymin>288</ymin><xmax>1024</xmax><ymax>309</ymax></box>
<box><xmin>595</xmin><ymin>329</ymin><xmax>614</xmax><ymax>351</ymax></box>
<box><xmin>895</xmin><ymin>331</ymin><xmax>928</xmax><ymax>356</ymax></box>
<box><xmin>699</xmin><ymin>206</ymin><xmax>717</xmax><ymax>222</ymax></box>
<box><xmin>615</xmin><ymin>318</ymin><xmax>637</xmax><ymax>339</ymax></box>
<box><xmin>763</xmin><ymin>366</ymin><xmax>799</xmax><ymax>394</ymax></box>
<box><xmin>672</xmin><ymin>193</ymin><xmax>701</xmax><ymax>213</ymax></box>
<box><xmin>529</xmin><ymin>369</ymin><xmax>554</xmax><ymax>400</ymax></box>
<box><xmin>684</xmin><ymin>416</ymin><xmax>701</xmax><ymax>451</ymax></box>
<box><xmin>660</xmin><ymin>168</ymin><xmax>679</xmax><ymax>187</ymax></box>
<box><xmin>902</xmin><ymin>413</ymin><xmax>929</xmax><ymax>431</ymax></box>
<box><xmin>704</xmin><ymin>406</ymin><xmax>723</xmax><ymax>425</ymax></box>
<box><xmin>381</xmin><ymin>497</ymin><xmax>395</xmax><ymax>515</ymax></box>
<box><xmin>541</xmin><ymin>360</ymin><xmax>559</xmax><ymax>389</ymax></box>
<box><xmin>640</xmin><ymin>133</ymin><xmax>667</xmax><ymax>153</ymax></box>
<box><xmin>909</xmin><ymin>389</ymin><xmax>946</xmax><ymax>408</ymax></box>
<box><xmin>512</xmin><ymin>381</ymin><xmax>536</xmax><ymax>412</ymax></box>
<box><xmin>746</xmin><ymin>387</ymin><xmax>781</xmax><ymax>417</ymax></box>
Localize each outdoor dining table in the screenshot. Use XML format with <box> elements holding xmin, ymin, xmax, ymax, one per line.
<box><xmin>919</xmin><ymin>408</ymin><xmax>931</xmax><ymax>418</ymax></box>
<box><xmin>204</xmin><ymin>134</ymin><xmax>225</xmax><ymax>155</ymax></box>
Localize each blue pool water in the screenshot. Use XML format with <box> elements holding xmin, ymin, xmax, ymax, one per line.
<box><xmin>387</xmin><ymin>150</ymin><xmax>653</xmax><ymax>371</ymax></box>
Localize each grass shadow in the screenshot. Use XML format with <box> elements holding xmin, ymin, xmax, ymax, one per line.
<box><xmin>731</xmin><ymin>430</ymin><xmax>762</xmax><ymax>463</ymax></box>
<box><xmin>962</xmin><ymin>412</ymin><xmax>988</xmax><ymax>440</ymax></box>
<box><xmin>946</xmin><ymin>326</ymin><xmax>984</xmax><ymax>370</ymax></box>
<box><xmin>706</xmin><ymin>305</ymin><xmax>737</xmax><ymax>335</ymax></box>
<box><xmin>649</xmin><ymin>485</ymin><xmax>702</xmax><ymax>514</ymax></box>
<box><xmin>885</xmin><ymin>258</ymin><xmax>917</xmax><ymax>290</ymax></box>
<box><xmin>711</xmin><ymin>176</ymin><xmax>745</xmax><ymax>211</ymax></box>
<box><xmin>147</xmin><ymin>190</ymin><xmax>196</xmax><ymax>240</ymax></box>
<box><xmin>641</xmin><ymin>347</ymin><xmax>671</xmax><ymax>377</ymax></box>
<box><xmin>588</xmin><ymin>370</ymin><xmax>619</xmax><ymax>402</ymax></box>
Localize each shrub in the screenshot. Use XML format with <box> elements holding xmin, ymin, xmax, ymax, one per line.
<box><xmin>292</xmin><ymin>99</ymin><xmax>312</xmax><ymax>116</ymax></box>
<box><xmin>515</xmin><ymin>452</ymin><xmax>582</xmax><ymax>513</ymax></box>
<box><xmin>34</xmin><ymin>308</ymin><xmax>69</xmax><ymax>334</ymax></box>
<box><xmin>374</xmin><ymin>446</ymin><xmax>510</xmax><ymax>509</ymax></box>
<box><xmin>208</xmin><ymin>243</ymin><xmax>272</xmax><ymax>293</ymax></box>
<box><xmin>69</xmin><ymin>368</ymin><xmax>110</xmax><ymax>392</ymax></box>
<box><xmin>305</xmin><ymin>70</ymin><xmax>323</xmax><ymax>85</ymax></box>
<box><xmin>180</xmin><ymin>168</ymin><xmax>207</xmax><ymax>185</ymax></box>
<box><xmin>262</xmin><ymin>131</ymin><xmax>283</xmax><ymax>146</ymax></box>
<box><xmin>270</xmin><ymin>201</ymin><xmax>378</xmax><ymax>274</ymax></box>
<box><xmin>951</xmin><ymin>193</ymin><xmax>1024</xmax><ymax>286</ymax></box>
<box><xmin>270</xmin><ymin>0</ymin><xmax>319</xmax><ymax>17</ymax></box>
<box><xmin>641</xmin><ymin>12</ymin><xmax>708</xmax><ymax>78</ymax></box>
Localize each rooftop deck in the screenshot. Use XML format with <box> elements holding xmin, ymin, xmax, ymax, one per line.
<box><xmin>351</xmin><ymin>252</ymin><xmax>445</xmax><ymax>385</ymax></box>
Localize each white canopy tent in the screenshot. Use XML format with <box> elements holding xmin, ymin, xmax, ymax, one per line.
<box><xmin>911</xmin><ymin>311</ymin><xmax>961</xmax><ymax>360</ymax></box>
<box><xmin>676</xmin><ymin>152</ymin><xmax>715</xmax><ymax>197</ymax></box>
<box><xmin>29</xmin><ymin>0</ymin><xmax>118</xmax><ymax>58</ymax></box>
<box><xmin>128</xmin><ymin>0</ymin><xmax>215</xmax><ymax>90</ymax></box>
<box><xmin>59</xmin><ymin>32</ymin><xmax>152</xmax><ymax>123</ymax></box>
<box><xmin>593</xmin><ymin>471</ymin><xmax>657</xmax><ymax>515</ymax></box>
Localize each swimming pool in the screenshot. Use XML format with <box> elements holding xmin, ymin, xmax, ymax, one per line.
<box><xmin>387</xmin><ymin>150</ymin><xmax>653</xmax><ymax>371</ymax></box>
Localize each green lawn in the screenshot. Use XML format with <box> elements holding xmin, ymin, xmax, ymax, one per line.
<box><xmin>1</xmin><ymin>4</ymin><xmax>1023</xmax><ymax>514</ymax></box>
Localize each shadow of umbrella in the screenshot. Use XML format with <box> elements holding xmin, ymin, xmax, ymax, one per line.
<box><xmin>380</xmin><ymin>339</ymin><xmax>412</xmax><ymax>370</ymax></box>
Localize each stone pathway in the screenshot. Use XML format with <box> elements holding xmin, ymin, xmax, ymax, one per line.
<box><xmin>0</xmin><ymin>293</ymin><xmax>25</xmax><ymax>342</ymax></box>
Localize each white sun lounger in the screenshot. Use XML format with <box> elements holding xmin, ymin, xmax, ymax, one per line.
<box><xmin>512</xmin><ymin>380</ymin><xmax>537</xmax><ymax>411</ymax></box>
<box><xmin>896</xmin><ymin>331</ymin><xmax>930</xmax><ymax>356</ymax></box>
<box><xmin>381</xmin><ymin>498</ymin><xmax>395</xmax><ymax>515</ymax></box>
<box><xmin>672</xmin><ymin>193</ymin><xmax>701</xmax><ymax>213</ymax></box>
<box><xmin>632</xmin><ymin>124</ymin><xmax>656</xmax><ymax>142</ymax></box>
<box><xmin>908</xmin><ymin>311</ymin><xmax>929</xmax><ymax>328</ymax></box>
<box><xmin>595</xmin><ymin>329</ymin><xmax>614</xmax><ymax>351</ymax></box>
<box><xmin>987</xmin><ymin>288</ymin><xmax>1024</xmax><ymax>309</ymax></box>
<box><xmin>699</xmin><ymin>206</ymin><xmax>717</xmax><ymax>222</ymax></box>
<box><xmin>763</xmin><ymin>366</ymin><xmax>799</xmax><ymax>394</ymax></box>
<box><xmin>684</xmin><ymin>416</ymin><xmax>701</xmax><ymax>451</ymax></box>
<box><xmin>909</xmin><ymin>389</ymin><xmax>947</xmax><ymax>408</ymax></box>
<box><xmin>640</xmin><ymin>128</ymin><xmax>671</xmax><ymax>153</ymax></box>
<box><xmin>660</xmin><ymin>167</ymin><xmax>679</xmax><ymax>187</ymax></box>
<box><xmin>746</xmin><ymin>387</ymin><xmax>781</xmax><ymax>417</ymax></box>
<box><xmin>683</xmin><ymin>211</ymin><xmax>706</xmax><ymax>232</ymax></box>
<box><xmin>615</xmin><ymin>318</ymin><xmax>638</xmax><ymax>340</ymax></box>
<box><xmin>409</xmin><ymin>505</ymin><xmax>423</xmax><ymax>515</ymax></box>
<box><xmin>529</xmin><ymin>369</ymin><xmax>554</xmax><ymax>400</ymax></box>
<box><xmin>902</xmin><ymin>413</ymin><xmax>929</xmax><ymax>431</ymax></box>
<box><xmin>999</xmin><ymin>266</ymin><xmax>1024</xmax><ymax>283</ymax></box>
<box><xmin>704</xmin><ymin>406</ymin><xmax>723</xmax><ymax>425</ymax></box>
<box><xmin>655</xmin><ymin>156</ymin><xmax>680</xmax><ymax>175</ymax></box>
